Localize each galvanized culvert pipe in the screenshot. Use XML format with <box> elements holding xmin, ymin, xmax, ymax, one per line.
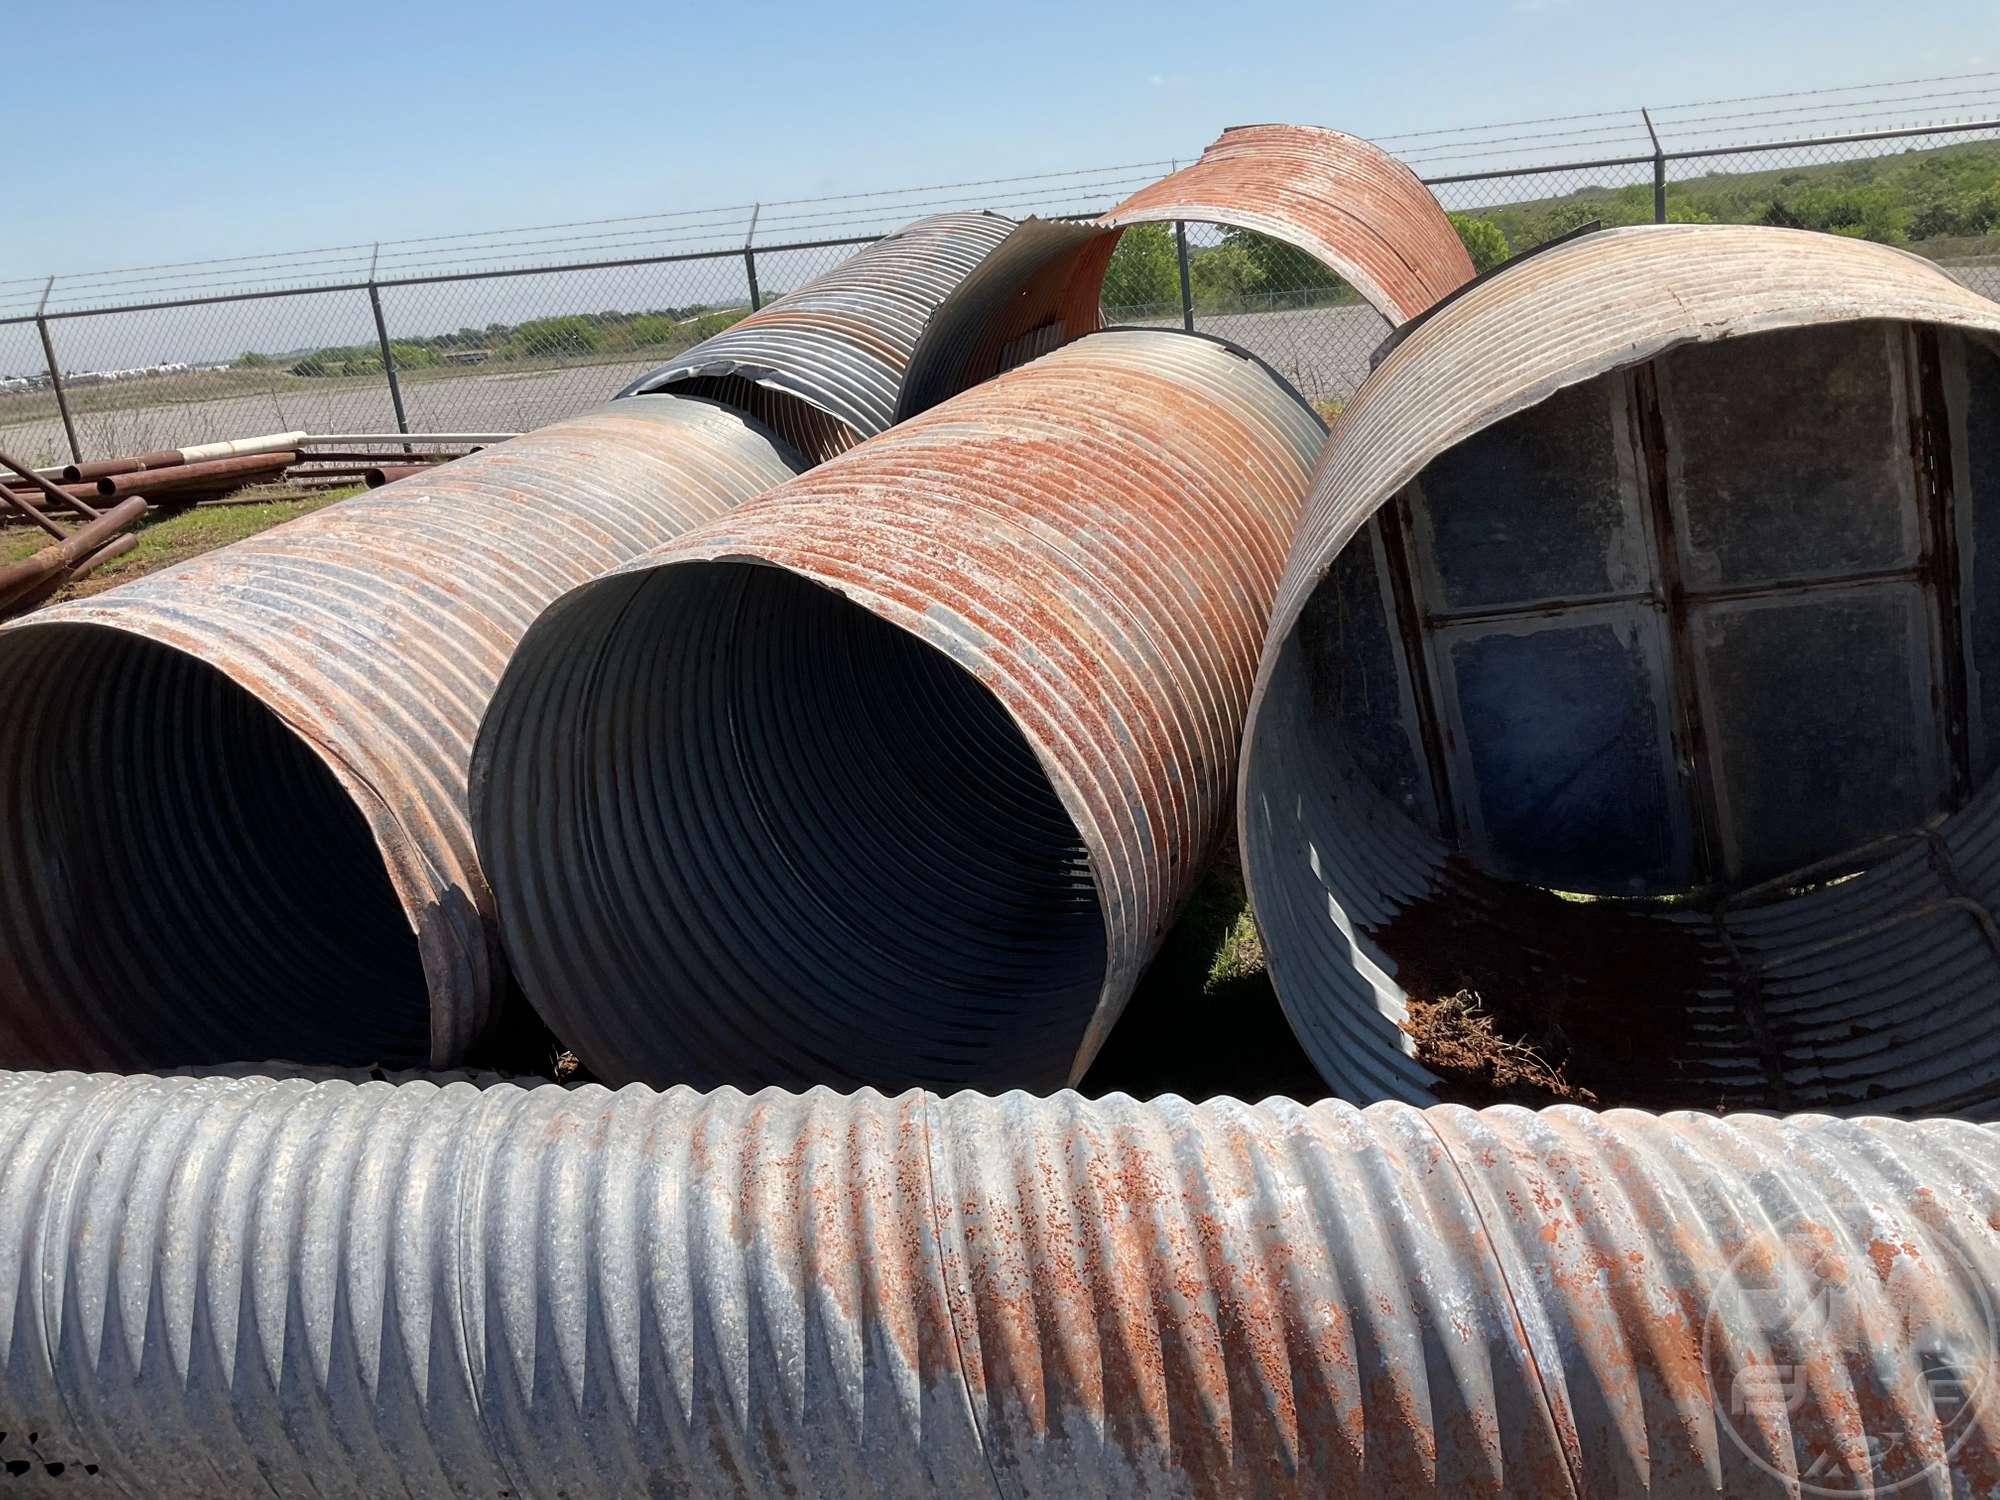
<box><xmin>4</xmin><ymin>1069</ymin><xmax>1998</xmax><ymax>1497</ymax></box>
<box><xmin>0</xmin><ymin>398</ymin><xmax>807</xmax><ymax>1072</ymax></box>
<box><xmin>620</xmin><ymin>211</ymin><xmax>1017</xmax><ymax>462</ymax></box>
<box><xmin>1240</xmin><ymin>224</ymin><xmax>2000</xmax><ymax>1115</ymax></box>
<box><xmin>472</xmin><ymin>330</ymin><xmax>1325</xmax><ymax>1092</ymax></box>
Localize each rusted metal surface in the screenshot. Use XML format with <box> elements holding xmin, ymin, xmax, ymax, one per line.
<box><xmin>1102</xmin><ymin>124</ymin><xmax>1475</xmax><ymax>324</ymax></box>
<box><xmin>472</xmin><ymin>329</ymin><xmax>1324</xmax><ymax>1093</ymax></box>
<box><xmin>894</xmin><ymin>217</ymin><xmax>1112</xmax><ymax>420</ymax></box>
<box><xmin>0</xmin><ymin>397</ymin><xmax>807</xmax><ymax>1073</ymax></box>
<box><xmin>1239</xmin><ymin>224</ymin><xmax>2000</xmax><ymax>1113</ymax></box>
<box><xmin>90</xmin><ymin>449</ymin><xmax>295</xmax><ymax>500</ymax></box>
<box><xmin>619</xmin><ymin>211</ymin><xmax>1017</xmax><ymax>461</ymax></box>
<box><xmin>363</xmin><ymin>462</ymin><xmax>432</xmax><ymax>488</ymax></box>
<box><xmin>900</xmin><ymin>125</ymin><xmax>1470</xmax><ymax>418</ymax></box>
<box><xmin>3</xmin><ymin>1069</ymin><xmax>1997</xmax><ymax>1497</ymax></box>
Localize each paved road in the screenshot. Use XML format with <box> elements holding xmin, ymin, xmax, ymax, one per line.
<box><xmin>0</xmin><ymin>305</ymin><xmax>1391</xmax><ymax>466</ymax></box>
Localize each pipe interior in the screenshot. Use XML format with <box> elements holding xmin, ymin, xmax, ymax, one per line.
<box><xmin>1251</xmin><ymin>319</ymin><xmax>2000</xmax><ymax>1115</ymax></box>
<box><xmin>486</xmin><ymin>560</ymin><xmax>1106</xmax><ymax>1091</ymax></box>
<box><xmin>0</xmin><ymin>626</ymin><xmax>426</xmax><ymax>1068</ymax></box>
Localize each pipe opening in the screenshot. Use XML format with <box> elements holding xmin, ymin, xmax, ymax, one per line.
<box><xmin>0</xmin><ymin>625</ymin><xmax>425</xmax><ymax>1068</ymax></box>
<box><xmin>477</xmin><ymin>560</ymin><xmax>1107</xmax><ymax>1091</ymax></box>
<box><xmin>1249</xmin><ymin>320</ymin><xmax>2000</xmax><ymax>1114</ymax></box>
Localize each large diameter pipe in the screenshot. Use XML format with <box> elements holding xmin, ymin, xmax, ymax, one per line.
<box><xmin>0</xmin><ymin>397</ymin><xmax>807</xmax><ymax>1073</ymax></box>
<box><xmin>472</xmin><ymin>330</ymin><xmax>1324</xmax><ymax>1092</ymax></box>
<box><xmin>2</xmin><ymin>1070</ymin><xmax>1996</xmax><ymax>1497</ymax></box>
<box><xmin>619</xmin><ymin>211</ymin><xmax>1018</xmax><ymax>462</ymax></box>
<box><xmin>1239</xmin><ymin>224</ymin><xmax>2000</xmax><ymax>1114</ymax></box>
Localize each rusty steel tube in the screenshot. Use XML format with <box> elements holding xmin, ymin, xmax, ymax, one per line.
<box><xmin>91</xmin><ymin>449</ymin><xmax>296</xmax><ymax>499</ymax></box>
<box><xmin>472</xmin><ymin>330</ymin><xmax>1325</xmax><ymax>1092</ymax></box>
<box><xmin>0</xmin><ymin>398</ymin><xmax>807</xmax><ymax>1073</ymax></box>
<box><xmin>2</xmin><ymin>1069</ymin><xmax>1997</xmax><ymax>1497</ymax></box>
<box><xmin>1240</xmin><ymin>224</ymin><xmax>2000</xmax><ymax>1114</ymax></box>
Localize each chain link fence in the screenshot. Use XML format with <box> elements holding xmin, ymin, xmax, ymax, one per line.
<box><xmin>7</xmin><ymin>121</ymin><xmax>2000</xmax><ymax>466</ymax></box>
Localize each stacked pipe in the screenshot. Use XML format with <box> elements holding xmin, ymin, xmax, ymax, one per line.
<box><xmin>0</xmin><ymin>398</ymin><xmax>808</xmax><ymax>1071</ymax></box>
<box><xmin>15</xmin><ymin>126</ymin><xmax>2000</xmax><ymax>1498</ymax></box>
<box><xmin>3</xmin><ymin>1070</ymin><xmax>1996</xmax><ymax>1497</ymax></box>
<box><xmin>0</xmin><ymin>450</ymin><xmax>147</xmax><ymax>621</ymax></box>
<box><xmin>0</xmin><ymin>210</ymin><xmax>1081</xmax><ymax>1074</ymax></box>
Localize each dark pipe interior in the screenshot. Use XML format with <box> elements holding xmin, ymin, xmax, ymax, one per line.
<box><xmin>490</xmin><ymin>560</ymin><xmax>1108</xmax><ymax>1091</ymax></box>
<box><xmin>0</xmin><ymin>626</ymin><xmax>426</xmax><ymax>1069</ymax></box>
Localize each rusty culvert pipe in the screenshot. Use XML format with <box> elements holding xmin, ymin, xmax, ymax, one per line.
<box><xmin>1240</xmin><ymin>224</ymin><xmax>2000</xmax><ymax>1114</ymax></box>
<box><xmin>896</xmin><ymin>125</ymin><xmax>1473</xmax><ymax>422</ymax></box>
<box><xmin>3</xmin><ymin>1069</ymin><xmax>1998</xmax><ymax>1496</ymax></box>
<box><xmin>619</xmin><ymin>211</ymin><xmax>1018</xmax><ymax>462</ymax></box>
<box><xmin>0</xmin><ymin>398</ymin><xmax>806</xmax><ymax>1072</ymax></box>
<box><xmin>471</xmin><ymin>330</ymin><xmax>1325</xmax><ymax>1092</ymax></box>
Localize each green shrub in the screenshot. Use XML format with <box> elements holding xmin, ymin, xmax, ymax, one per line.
<box><xmin>1448</xmin><ymin>213</ymin><xmax>1511</xmax><ymax>273</ymax></box>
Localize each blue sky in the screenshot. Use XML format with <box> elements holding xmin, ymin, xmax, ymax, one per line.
<box><xmin>5</xmin><ymin>0</ymin><xmax>1996</xmax><ymax>284</ymax></box>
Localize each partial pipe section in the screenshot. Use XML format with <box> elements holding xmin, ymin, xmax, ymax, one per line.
<box><xmin>1101</xmin><ymin>122</ymin><xmax>1475</xmax><ymax>324</ymax></box>
<box><xmin>900</xmin><ymin>124</ymin><xmax>1472</xmax><ymax>418</ymax></box>
<box><xmin>3</xmin><ymin>1070</ymin><xmax>1997</xmax><ymax>1497</ymax></box>
<box><xmin>1240</xmin><ymin>224</ymin><xmax>2000</xmax><ymax>1114</ymax></box>
<box><xmin>472</xmin><ymin>330</ymin><xmax>1325</xmax><ymax>1092</ymax></box>
<box><xmin>619</xmin><ymin>211</ymin><xmax>1017</xmax><ymax>460</ymax></box>
<box><xmin>0</xmin><ymin>398</ymin><xmax>807</xmax><ymax>1072</ymax></box>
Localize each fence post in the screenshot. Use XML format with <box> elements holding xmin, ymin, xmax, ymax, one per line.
<box><xmin>366</xmin><ymin>244</ymin><xmax>411</xmax><ymax>445</ymax></box>
<box><xmin>1642</xmin><ymin>107</ymin><xmax>1666</xmax><ymax>224</ymax></box>
<box><xmin>34</xmin><ymin>276</ymin><xmax>82</xmax><ymax>465</ymax></box>
<box><xmin>1174</xmin><ymin>221</ymin><xmax>1195</xmax><ymax>332</ymax></box>
<box><xmin>744</xmin><ymin>204</ymin><xmax>763</xmax><ymax>311</ymax></box>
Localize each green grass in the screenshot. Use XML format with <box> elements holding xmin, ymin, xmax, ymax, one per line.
<box><xmin>2</xmin><ymin>485</ymin><xmax>361</xmax><ymax>600</ymax></box>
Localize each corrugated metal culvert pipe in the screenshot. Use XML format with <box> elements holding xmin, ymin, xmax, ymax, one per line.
<box><xmin>0</xmin><ymin>398</ymin><xmax>807</xmax><ymax>1072</ymax></box>
<box><xmin>3</xmin><ymin>1069</ymin><xmax>1997</xmax><ymax>1497</ymax></box>
<box><xmin>1239</xmin><ymin>224</ymin><xmax>2000</xmax><ymax>1115</ymax></box>
<box><xmin>471</xmin><ymin>330</ymin><xmax>1325</xmax><ymax>1092</ymax></box>
<box><xmin>895</xmin><ymin>124</ymin><xmax>1473</xmax><ymax>422</ymax></box>
<box><xmin>620</xmin><ymin>211</ymin><xmax>1018</xmax><ymax>461</ymax></box>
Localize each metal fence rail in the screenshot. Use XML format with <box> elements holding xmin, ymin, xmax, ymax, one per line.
<box><xmin>6</xmin><ymin>118</ymin><xmax>2000</xmax><ymax>467</ymax></box>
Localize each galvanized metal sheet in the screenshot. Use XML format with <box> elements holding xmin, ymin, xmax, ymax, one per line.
<box><xmin>3</xmin><ymin>1070</ymin><xmax>1997</xmax><ymax>1496</ymax></box>
<box><xmin>1100</xmin><ymin>124</ymin><xmax>1475</xmax><ymax>325</ymax></box>
<box><xmin>1239</xmin><ymin>223</ymin><xmax>2000</xmax><ymax>1114</ymax></box>
<box><xmin>0</xmin><ymin>398</ymin><xmax>808</xmax><ymax>1073</ymax></box>
<box><xmin>619</xmin><ymin>212</ymin><xmax>1016</xmax><ymax>460</ymax></box>
<box><xmin>471</xmin><ymin>329</ymin><xmax>1325</xmax><ymax>1093</ymax></box>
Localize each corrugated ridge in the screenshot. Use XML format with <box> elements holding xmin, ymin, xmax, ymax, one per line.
<box><xmin>1101</xmin><ymin>123</ymin><xmax>1475</xmax><ymax>324</ymax></box>
<box><xmin>1240</xmin><ymin>224</ymin><xmax>2000</xmax><ymax>1113</ymax></box>
<box><xmin>4</xmin><ymin>1072</ymin><xmax>1998</xmax><ymax>1495</ymax></box>
<box><xmin>471</xmin><ymin>329</ymin><xmax>1325</xmax><ymax>1093</ymax></box>
<box><xmin>620</xmin><ymin>212</ymin><xmax>1016</xmax><ymax>458</ymax></box>
<box><xmin>0</xmin><ymin>398</ymin><xmax>807</xmax><ymax>1072</ymax></box>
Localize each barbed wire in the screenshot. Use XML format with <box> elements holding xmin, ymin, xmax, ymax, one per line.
<box><xmin>11</xmin><ymin>69</ymin><xmax>2000</xmax><ymax>311</ymax></box>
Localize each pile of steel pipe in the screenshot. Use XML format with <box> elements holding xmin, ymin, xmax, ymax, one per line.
<box><xmin>471</xmin><ymin>330</ymin><xmax>1324</xmax><ymax>1092</ymax></box>
<box><xmin>1239</xmin><ymin>223</ymin><xmax>2000</xmax><ymax>1114</ymax></box>
<box><xmin>0</xmin><ymin>450</ymin><xmax>146</xmax><ymax>622</ymax></box>
<box><xmin>0</xmin><ymin>199</ymin><xmax>1116</xmax><ymax>1075</ymax></box>
<box><xmin>2</xmin><ymin>1069</ymin><xmax>1995</xmax><ymax>1497</ymax></box>
<box><xmin>0</xmin><ymin>398</ymin><xmax>807</xmax><ymax>1072</ymax></box>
